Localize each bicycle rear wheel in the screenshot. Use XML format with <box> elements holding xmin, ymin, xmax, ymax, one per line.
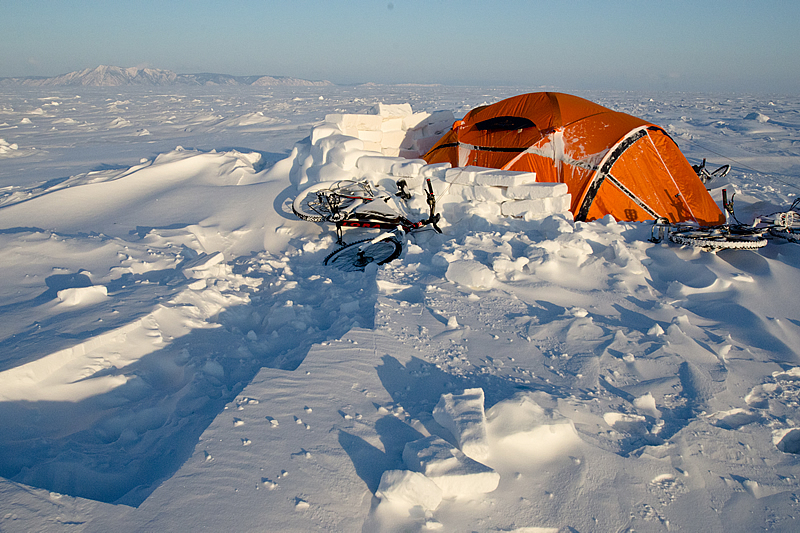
<box><xmin>668</xmin><ymin>228</ymin><xmax>767</xmax><ymax>251</ymax></box>
<box><xmin>769</xmin><ymin>227</ymin><xmax>800</xmax><ymax>243</ymax></box>
<box><xmin>292</xmin><ymin>180</ymin><xmax>373</xmax><ymax>222</ymax></box>
<box><xmin>323</xmin><ymin>237</ymin><xmax>403</xmax><ymax>271</ymax></box>
<box><xmin>711</xmin><ymin>164</ymin><xmax>731</xmax><ymax>179</ymax></box>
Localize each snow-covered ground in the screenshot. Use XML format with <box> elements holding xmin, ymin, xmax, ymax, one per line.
<box><xmin>1</xmin><ymin>85</ymin><xmax>799</xmax><ymax>532</ymax></box>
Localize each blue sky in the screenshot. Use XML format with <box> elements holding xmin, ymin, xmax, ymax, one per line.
<box><xmin>1</xmin><ymin>0</ymin><xmax>798</xmax><ymax>93</ymax></box>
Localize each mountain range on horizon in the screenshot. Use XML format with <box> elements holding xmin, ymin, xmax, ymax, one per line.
<box><xmin>0</xmin><ymin>65</ymin><xmax>334</xmax><ymax>87</ymax></box>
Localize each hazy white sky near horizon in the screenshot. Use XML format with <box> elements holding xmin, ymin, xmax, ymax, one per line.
<box><xmin>1</xmin><ymin>0</ymin><xmax>798</xmax><ymax>93</ymax></box>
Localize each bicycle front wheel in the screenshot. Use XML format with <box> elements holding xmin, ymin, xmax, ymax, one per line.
<box><xmin>323</xmin><ymin>237</ymin><xmax>403</xmax><ymax>271</ymax></box>
<box><xmin>292</xmin><ymin>180</ymin><xmax>372</xmax><ymax>222</ymax></box>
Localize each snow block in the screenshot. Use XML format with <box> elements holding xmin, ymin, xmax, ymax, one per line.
<box><xmin>390</xmin><ymin>159</ymin><xmax>426</xmax><ymax>178</ymax></box>
<box><xmin>182</xmin><ymin>251</ymin><xmax>225</xmax><ymax>279</ymax></box>
<box><xmin>326</xmin><ymin>145</ymin><xmax>370</xmax><ymax>171</ymax></box>
<box><xmin>375</xmin><ymin>469</ymin><xmax>443</xmax><ymax>511</ymax></box>
<box><xmin>316</xmin><ymin>134</ymin><xmax>364</xmax><ymax>165</ymax></box>
<box><xmin>325</xmin><ymin>113</ymin><xmax>382</xmax><ymax>134</ymax></box>
<box><xmin>362</xmin><ymin>141</ymin><xmax>382</xmax><ymax>153</ymax></box>
<box><xmin>402</xmin><ymin>112</ymin><xmax>432</xmax><ymax>131</ymax></box>
<box><xmin>422</xmin><ymin>123</ymin><xmax>450</xmax><ymax>138</ymax></box>
<box><xmin>380</xmin><ymin>117</ymin><xmax>405</xmax><ymax>132</ymax></box>
<box><xmin>475</xmin><ymin>170</ymin><xmax>537</xmax><ymax>187</ymax></box>
<box><xmin>486</xmin><ymin>392</ymin><xmax>580</xmax><ymax>462</ymax></box>
<box><xmin>357</xmin><ymin>130</ymin><xmax>383</xmax><ymax>144</ymax></box>
<box><xmin>432</xmin><ymin>388</ymin><xmax>491</xmax><ymax>463</ymax></box>
<box><xmin>315</xmin><ymin>163</ymin><xmax>354</xmax><ymax>183</ymax></box>
<box><xmin>503</xmin><ymin>183</ymin><xmax>568</xmax><ymax>200</ymax></box>
<box><xmin>421</xmin><ymin>163</ymin><xmax>451</xmax><ymax>179</ymax></box>
<box><xmin>57</xmin><ymin>285</ymin><xmax>109</xmax><ymax>306</ymax></box>
<box><xmin>381</xmin><ymin>130</ymin><xmax>407</xmax><ymax>149</ymax></box>
<box><xmin>443</xmin><ymin>166</ymin><xmax>487</xmax><ymax>185</ymax></box>
<box><xmin>402</xmin><ymin>436</ymin><xmax>499</xmax><ymax>497</ymax></box>
<box><xmin>371</xmin><ymin>103</ymin><xmax>413</xmax><ymax>117</ymax></box>
<box><xmin>423</xmin><ymin>110</ymin><xmax>456</xmax><ymax>131</ymax></box>
<box><xmin>413</xmin><ymin>135</ymin><xmax>441</xmax><ymax>156</ymax></box>
<box><xmin>471</xmin><ymin>185</ymin><xmax>506</xmax><ymax>203</ymax></box>
<box><xmin>500</xmin><ymin>196</ymin><xmax>572</xmax><ymax>218</ymax></box>
<box><xmin>445</xmin><ymin>260</ymin><xmax>495</xmax><ymax>291</ymax></box>
<box><xmin>310</xmin><ymin>124</ymin><xmax>342</xmax><ymax>145</ymax></box>
<box><xmin>399</xmin><ymin>149</ymin><xmax>421</xmax><ymax>160</ymax></box>
<box><xmin>356</xmin><ymin>155</ymin><xmax>401</xmax><ymax>175</ymax></box>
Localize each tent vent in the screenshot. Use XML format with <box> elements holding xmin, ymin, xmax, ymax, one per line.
<box><xmin>475</xmin><ymin>116</ymin><xmax>535</xmax><ymax>131</ymax></box>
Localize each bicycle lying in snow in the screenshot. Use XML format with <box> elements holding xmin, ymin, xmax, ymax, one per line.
<box><xmin>650</xmin><ymin>191</ymin><xmax>800</xmax><ymax>251</ymax></box>
<box><xmin>692</xmin><ymin>158</ymin><xmax>731</xmax><ymax>184</ymax></box>
<box><xmin>292</xmin><ymin>177</ymin><xmax>441</xmax><ymax>271</ymax></box>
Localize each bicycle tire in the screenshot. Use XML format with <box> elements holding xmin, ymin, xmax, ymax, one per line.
<box><xmin>769</xmin><ymin>228</ymin><xmax>800</xmax><ymax>243</ymax></box>
<box><xmin>668</xmin><ymin>230</ymin><xmax>767</xmax><ymax>251</ymax></box>
<box><xmin>323</xmin><ymin>237</ymin><xmax>403</xmax><ymax>271</ymax></box>
<box><xmin>711</xmin><ymin>164</ymin><xmax>731</xmax><ymax>178</ymax></box>
<box><xmin>292</xmin><ymin>180</ymin><xmax>372</xmax><ymax>222</ymax></box>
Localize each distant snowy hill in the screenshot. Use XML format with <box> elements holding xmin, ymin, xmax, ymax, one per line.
<box><xmin>0</xmin><ymin>65</ymin><xmax>334</xmax><ymax>87</ymax></box>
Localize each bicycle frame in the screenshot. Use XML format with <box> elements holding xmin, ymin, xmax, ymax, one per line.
<box><xmin>324</xmin><ymin>178</ymin><xmax>440</xmax><ymax>244</ymax></box>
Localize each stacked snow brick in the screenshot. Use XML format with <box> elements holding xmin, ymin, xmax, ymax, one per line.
<box><xmin>376</xmin><ymin>388</ymin><xmax>500</xmax><ymax>514</ymax></box>
<box><xmin>437</xmin><ymin>166</ymin><xmax>572</xmax><ymax>221</ymax></box>
<box><xmin>324</xmin><ymin>103</ymin><xmax>455</xmax><ymax>159</ymax></box>
<box><xmin>432</xmin><ymin>388</ymin><xmax>492</xmax><ymax>463</ymax></box>
<box><xmin>281</xmin><ymin>101</ymin><xmax>573</xmax><ymax>222</ymax></box>
<box><xmin>375</xmin><ymin>388</ymin><xmax>584</xmax><ymax>516</ymax></box>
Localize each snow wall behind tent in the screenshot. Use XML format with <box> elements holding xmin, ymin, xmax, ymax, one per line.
<box><xmin>423</xmin><ymin>92</ymin><xmax>725</xmax><ymax>225</ymax></box>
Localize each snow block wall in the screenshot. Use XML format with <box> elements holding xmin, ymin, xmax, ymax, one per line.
<box><xmin>281</xmin><ymin>102</ymin><xmax>573</xmax><ymax>223</ymax></box>
<box><xmin>325</xmin><ymin>103</ymin><xmax>455</xmax><ymax>159</ymax></box>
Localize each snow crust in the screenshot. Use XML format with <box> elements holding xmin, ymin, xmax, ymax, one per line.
<box><xmin>0</xmin><ymin>85</ymin><xmax>799</xmax><ymax>532</ymax></box>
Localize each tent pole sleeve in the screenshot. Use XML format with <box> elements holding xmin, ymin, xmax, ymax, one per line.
<box><xmin>576</xmin><ymin>127</ymin><xmax>658</xmax><ymax>221</ymax></box>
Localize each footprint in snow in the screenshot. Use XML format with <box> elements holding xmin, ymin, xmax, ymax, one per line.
<box><xmin>775</xmin><ymin>428</ymin><xmax>800</xmax><ymax>454</ymax></box>
<box><xmin>294</xmin><ymin>497</ymin><xmax>310</xmax><ymax>510</ymax></box>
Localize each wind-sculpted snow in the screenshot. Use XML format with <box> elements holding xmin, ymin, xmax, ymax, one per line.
<box><xmin>0</xmin><ymin>86</ymin><xmax>799</xmax><ymax>532</ymax></box>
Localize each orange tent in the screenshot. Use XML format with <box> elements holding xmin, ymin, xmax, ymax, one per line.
<box><xmin>423</xmin><ymin>92</ymin><xmax>724</xmax><ymax>225</ymax></box>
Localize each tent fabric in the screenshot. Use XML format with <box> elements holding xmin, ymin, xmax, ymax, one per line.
<box><xmin>423</xmin><ymin>92</ymin><xmax>724</xmax><ymax>225</ymax></box>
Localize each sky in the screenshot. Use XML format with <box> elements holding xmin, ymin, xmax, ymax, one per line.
<box><xmin>1</xmin><ymin>0</ymin><xmax>798</xmax><ymax>93</ymax></box>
